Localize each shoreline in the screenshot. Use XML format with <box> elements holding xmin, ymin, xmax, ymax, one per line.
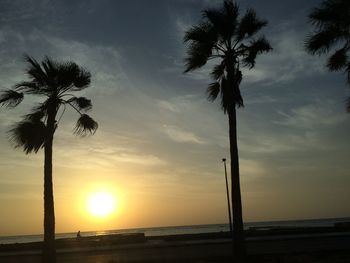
<box><xmin>1</xmin><ymin>226</ymin><xmax>350</xmax><ymax>262</ymax></box>
<box><xmin>2</xmin><ymin>217</ymin><xmax>349</xmax><ymax>243</ymax></box>
<box><xmin>2</xmin><ymin>224</ymin><xmax>350</xmax><ymax>250</ymax></box>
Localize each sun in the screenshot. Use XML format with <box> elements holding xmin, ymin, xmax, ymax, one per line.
<box><xmin>87</xmin><ymin>192</ymin><xmax>116</xmax><ymax>217</ymax></box>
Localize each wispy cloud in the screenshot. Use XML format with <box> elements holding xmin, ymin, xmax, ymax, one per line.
<box><xmin>162</xmin><ymin>125</ymin><xmax>206</xmax><ymax>144</ymax></box>
<box><xmin>0</xmin><ymin>26</ymin><xmax>130</xmax><ymax>94</ymax></box>
<box><xmin>242</xmin><ymin>21</ymin><xmax>326</xmax><ymax>85</ymax></box>
<box><xmin>157</xmin><ymin>100</ymin><xmax>181</xmax><ymax>113</ymax></box>
<box><xmin>275</xmin><ymin>100</ymin><xmax>347</xmax><ymax>129</ymax></box>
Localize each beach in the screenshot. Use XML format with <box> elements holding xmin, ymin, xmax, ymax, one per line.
<box><xmin>1</xmin><ymin>226</ymin><xmax>350</xmax><ymax>263</ymax></box>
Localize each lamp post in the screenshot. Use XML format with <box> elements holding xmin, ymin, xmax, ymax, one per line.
<box><xmin>222</xmin><ymin>158</ymin><xmax>233</xmax><ymax>234</ymax></box>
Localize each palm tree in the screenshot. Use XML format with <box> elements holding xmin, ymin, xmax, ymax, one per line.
<box><xmin>305</xmin><ymin>0</ymin><xmax>350</xmax><ymax>112</ymax></box>
<box><xmin>184</xmin><ymin>0</ymin><xmax>271</xmax><ymax>259</ymax></box>
<box><xmin>0</xmin><ymin>55</ymin><xmax>98</xmax><ymax>263</ymax></box>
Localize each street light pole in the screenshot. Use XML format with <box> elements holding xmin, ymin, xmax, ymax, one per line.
<box><xmin>222</xmin><ymin>158</ymin><xmax>233</xmax><ymax>235</ymax></box>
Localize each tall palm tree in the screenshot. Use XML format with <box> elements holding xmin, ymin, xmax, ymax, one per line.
<box><xmin>0</xmin><ymin>55</ymin><xmax>98</xmax><ymax>263</ymax></box>
<box><xmin>305</xmin><ymin>0</ymin><xmax>350</xmax><ymax>111</ymax></box>
<box><xmin>184</xmin><ymin>0</ymin><xmax>271</xmax><ymax>259</ymax></box>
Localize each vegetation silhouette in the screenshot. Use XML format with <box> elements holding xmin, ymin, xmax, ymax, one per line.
<box><xmin>305</xmin><ymin>0</ymin><xmax>350</xmax><ymax>112</ymax></box>
<box><xmin>0</xmin><ymin>55</ymin><xmax>98</xmax><ymax>263</ymax></box>
<box><xmin>184</xmin><ymin>0</ymin><xmax>272</xmax><ymax>260</ymax></box>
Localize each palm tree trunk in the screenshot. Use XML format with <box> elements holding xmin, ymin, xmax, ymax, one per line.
<box><xmin>42</xmin><ymin>110</ymin><xmax>56</xmax><ymax>263</ymax></box>
<box><xmin>228</xmin><ymin>105</ymin><xmax>246</xmax><ymax>261</ymax></box>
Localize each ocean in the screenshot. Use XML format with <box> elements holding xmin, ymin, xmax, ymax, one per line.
<box><xmin>1</xmin><ymin>217</ymin><xmax>349</xmax><ymax>245</ymax></box>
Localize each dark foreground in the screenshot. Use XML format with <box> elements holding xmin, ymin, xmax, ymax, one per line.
<box><xmin>1</xmin><ymin>227</ymin><xmax>350</xmax><ymax>263</ymax></box>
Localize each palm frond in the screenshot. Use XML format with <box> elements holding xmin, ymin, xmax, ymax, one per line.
<box><xmin>305</xmin><ymin>26</ymin><xmax>342</xmax><ymax>55</ymax></box>
<box><xmin>72</xmin><ymin>68</ymin><xmax>91</xmax><ymax>90</ymax></box>
<box><xmin>203</xmin><ymin>9</ymin><xmax>223</xmax><ymax>29</ymax></box>
<box><xmin>41</xmin><ymin>56</ymin><xmax>59</xmax><ymax>88</ymax></box>
<box><xmin>309</xmin><ymin>0</ymin><xmax>350</xmax><ymax>28</ymax></box>
<box><xmin>184</xmin><ymin>42</ymin><xmax>214</xmax><ymax>72</ymax></box>
<box><xmin>14</xmin><ymin>81</ymin><xmax>48</xmax><ymax>95</ymax></box>
<box><xmin>56</xmin><ymin>61</ymin><xmax>91</xmax><ymax>92</ymax></box>
<box><xmin>306</xmin><ymin>0</ymin><xmax>350</xmax><ymax>113</ymax></box>
<box><xmin>222</xmin><ymin>0</ymin><xmax>239</xmax><ymax>39</ymax></box>
<box><xmin>23</xmin><ymin>106</ymin><xmax>46</xmax><ymax>122</ymax></box>
<box><xmin>237</xmin><ymin>9</ymin><xmax>267</xmax><ymax>40</ymax></box>
<box><xmin>67</xmin><ymin>97</ymin><xmax>92</xmax><ymax>111</ymax></box>
<box><xmin>203</xmin><ymin>0</ymin><xmax>239</xmax><ymax>40</ymax></box>
<box><xmin>211</xmin><ymin>61</ymin><xmax>226</xmax><ymax>80</ymax></box>
<box><xmin>184</xmin><ymin>21</ymin><xmax>219</xmax><ymax>73</ymax></box>
<box><xmin>0</xmin><ymin>90</ymin><xmax>24</xmax><ymax>108</ymax></box>
<box><xmin>8</xmin><ymin>120</ymin><xmax>46</xmax><ymax>154</ymax></box>
<box><xmin>24</xmin><ymin>55</ymin><xmax>49</xmax><ymax>87</ymax></box>
<box><xmin>23</xmin><ymin>55</ymin><xmax>58</xmax><ymax>95</ymax></box>
<box><xmin>234</xmin><ymin>89</ymin><xmax>244</xmax><ymax>108</ymax></box>
<box><xmin>56</xmin><ymin>62</ymin><xmax>80</xmax><ymax>90</ymax></box>
<box><xmin>223</xmin><ymin>0</ymin><xmax>239</xmax><ymax>21</ymax></box>
<box><xmin>74</xmin><ymin>114</ymin><xmax>98</xmax><ymax>136</ymax></box>
<box><xmin>23</xmin><ymin>56</ymin><xmax>92</xmax><ymax>94</ymax></box>
<box><xmin>42</xmin><ymin>56</ymin><xmax>57</xmax><ymax>75</ymax></box>
<box><xmin>207</xmin><ymin>82</ymin><xmax>221</xmax><ymax>101</ymax></box>
<box><xmin>327</xmin><ymin>47</ymin><xmax>348</xmax><ymax>71</ymax></box>
<box><xmin>184</xmin><ymin>23</ymin><xmax>215</xmax><ymax>43</ymax></box>
<box><xmin>242</xmin><ymin>37</ymin><xmax>272</xmax><ymax>68</ymax></box>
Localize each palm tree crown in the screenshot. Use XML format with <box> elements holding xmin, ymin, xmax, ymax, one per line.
<box><xmin>305</xmin><ymin>0</ymin><xmax>350</xmax><ymax>111</ymax></box>
<box><xmin>184</xmin><ymin>0</ymin><xmax>272</xmax><ymax>111</ymax></box>
<box><xmin>0</xmin><ymin>55</ymin><xmax>98</xmax><ymax>152</ymax></box>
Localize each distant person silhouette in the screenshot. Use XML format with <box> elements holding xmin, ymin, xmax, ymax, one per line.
<box><xmin>77</xmin><ymin>230</ymin><xmax>81</xmax><ymax>238</ymax></box>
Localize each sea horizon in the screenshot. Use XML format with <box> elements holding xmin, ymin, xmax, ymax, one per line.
<box><xmin>1</xmin><ymin>216</ymin><xmax>349</xmax><ymax>245</ymax></box>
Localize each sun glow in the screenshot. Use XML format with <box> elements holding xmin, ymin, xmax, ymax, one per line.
<box><xmin>87</xmin><ymin>192</ymin><xmax>116</xmax><ymax>217</ymax></box>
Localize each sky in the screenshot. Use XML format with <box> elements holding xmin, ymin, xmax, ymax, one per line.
<box><xmin>0</xmin><ymin>0</ymin><xmax>349</xmax><ymax>236</ymax></box>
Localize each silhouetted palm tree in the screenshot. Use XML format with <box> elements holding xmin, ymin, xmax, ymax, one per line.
<box><xmin>306</xmin><ymin>0</ymin><xmax>350</xmax><ymax>111</ymax></box>
<box><xmin>184</xmin><ymin>0</ymin><xmax>271</xmax><ymax>259</ymax></box>
<box><xmin>0</xmin><ymin>55</ymin><xmax>98</xmax><ymax>263</ymax></box>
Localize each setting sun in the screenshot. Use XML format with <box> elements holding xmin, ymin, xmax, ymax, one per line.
<box><xmin>87</xmin><ymin>192</ymin><xmax>116</xmax><ymax>217</ymax></box>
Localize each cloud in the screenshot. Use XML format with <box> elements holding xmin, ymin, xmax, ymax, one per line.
<box><xmin>0</xmin><ymin>27</ymin><xmax>129</xmax><ymax>96</ymax></box>
<box><xmin>162</xmin><ymin>125</ymin><xmax>206</xmax><ymax>144</ymax></box>
<box><xmin>0</xmin><ymin>0</ymin><xmax>53</xmax><ymax>23</ymax></box>
<box><xmin>157</xmin><ymin>100</ymin><xmax>180</xmax><ymax>113</ymax></box>
<box><xmin>240</xmin><ymin>158</ymin><xmax>266</xmax><ymax>178</ymax></box>
<box><xmin>275</xmin><ymin>99</ymin><xmax>347</xmax><ymax>129</ymax></box>
<box><xmin>235</xmin><ymin>97</ymin><xmax>350</xmax><ymax>162</ymax></box>
<box><xmin>244</xmin><ymin>95</ymin><xmax>278</xmax><ymax>105</ymax></box>
<box><xmin>242</xmin><ymin>20</ymin><xmax>327</xmax><ymax>85</ymax></box>
<box><xmin>239</xmin><ymin>135</ymin><xmax>296</xmax><ymax>154</ymax></box>
<box><xmin>156</xmin><ymin>94</ymin><xmax>203</xmax><ymax>113</ymax></box>
<box><xmin>43</xmin><ymin>35</ymin><xmax>130</xmax><ymax>95</ymax></box>
<box><xmin>109</xmin><ymin>153</ymin><xmax>166</xmax><ymax>166</ymax></box>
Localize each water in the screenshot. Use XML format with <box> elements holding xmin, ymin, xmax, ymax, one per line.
<box><xmin>1</xmin><ymin>217</ymin><xmax>349</xmax><ymax>245</ymax></box>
